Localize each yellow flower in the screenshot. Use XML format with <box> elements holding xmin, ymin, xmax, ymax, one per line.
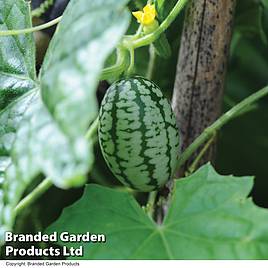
<box><xmin>132</xmin><ymin>4</ymin><xmax>157</xmax><ymax>26</ymax></box>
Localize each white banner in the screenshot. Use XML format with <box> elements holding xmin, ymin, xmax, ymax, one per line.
<box><xmin>1</xmin><ymin>260</ymin><xmax>268</xmax><ymax>268</ymax></box>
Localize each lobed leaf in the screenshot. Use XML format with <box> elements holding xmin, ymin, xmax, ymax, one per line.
<box><xmin>48</xmin><ymin>164</ymin><xmax>268</xmax><ymax>259</ymax></box>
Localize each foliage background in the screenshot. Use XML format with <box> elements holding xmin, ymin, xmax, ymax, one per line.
<box><xmin>98</xmin><ymin>0</ymin><xmax>268</xmax><ymax>209</ymax></box>
<box><xmin>1</xmin><ymin>0</ymin><xmax>268</xmax><ymax>259</ymax></box>
<box><xmin>18</xmin><ymin>0</ymin><xmax>268</xmax><ymax>235</ymax></box>
<box><xmin>217</xmin><ymin>0</ymin><xmax>268</xmax><ymax>209</ymax></box>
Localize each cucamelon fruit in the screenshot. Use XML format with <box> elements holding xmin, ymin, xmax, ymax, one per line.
<box><xmin>98</xmin><ymin>77</ymin><xmax>180</xmax><ymax>192</ymax></box>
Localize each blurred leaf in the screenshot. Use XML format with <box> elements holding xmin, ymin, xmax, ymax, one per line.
<box><xmin>0</xmin><ymin>90</ymin><xmax>37</xmax><ymax>240</ymax></box>
<box><xmin>48</xmin><ymin>164</ymin><xmax>268</xmax><ymax>259</ymax></box>
<box><xmin>41</xmin><ymin>0</ymin><xmax>131</xmax><ymax>138</ymax></box>
<box><xmin>262</xmin><ymin>0</ymin><xmax>268</xmax><ymax>9</ymax></box>
<box><xmin>0</xmin><ymin>88</ymin><xmax>92</xmax><ymax>245</ymax></box>
<box><xmin>7</xmin><ymin>90</ymin><xmax>92</xmax><ymax>190</ymax></box>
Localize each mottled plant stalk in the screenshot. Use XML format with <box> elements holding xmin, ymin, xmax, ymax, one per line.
<box><xmin>172</xmin><ymin>0</ymin><xmax>237</xmax><ymax>174</ymax></box>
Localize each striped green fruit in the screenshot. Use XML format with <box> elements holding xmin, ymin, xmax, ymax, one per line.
<box><xmin>98</xmin><ymin>77</ymin><xmax>180</xmax><ymax>192</ymax></box>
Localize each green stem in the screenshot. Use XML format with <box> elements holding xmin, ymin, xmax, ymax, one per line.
<box><xmin>15</xmin><ymin>117</ymin><xmax>99</xmax><ymax>216</ymax></box>
<box><xmin>129</xmin><ymin>0</ymin><xmax>189</xmax><ymax>49</ymax></box>
<box><xmin>135</xmin><ymin>25</ymin><xmax>143</xmax><ymax>38</ymax></box>
<box><xmin>85</xmin><ymin>117</ymin><xmax>99</xmax><ymax>140</ymax></box>
<box><xmin>100</xmin><ymin>47</ymin><xmax>128</xmax><ymax>80</ymax></box>
<box><xmin>146</xmin><ymin>45</ymin><xmax>156</xmax><ymax>80</ymax></box>
<box><xmin>146</xmin><ymin>191</ymin><xmax>157</xmax><ymax>219</ymax></box>
<box><xmin>187</xmin><ymin>132</ymin><xmax>216</xmax><ymax>175</ymax></box>
<box><xmin>0</xmin><ymin>16</ymin><xmax>62</xmax><ymax>37</ymax></box>
<box><xmin>15</xmin><ymin>178</ymin><xmax>53</xmax><ymax>215</ymax></box>
<box><xmin>126</xmin><ymin>48</ymin><xmax>135</xmax><ymax>76</ymax></box>
<box><xmin>101</xmin><ymin>62</ymin><xmax>127</xmax><ymax>81</ymax></box>
<box><xmin>175</xmin><ymin>86</ymin><xmax>268</xmax><ymax>174</ymax></box>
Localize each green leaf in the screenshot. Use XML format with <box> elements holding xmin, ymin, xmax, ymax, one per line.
<box><xmin>41</xmin><ymin>0</ymin><xmax>131</xmax><ymax>138</ymax></box>
<box><xmin>7</xmin><ymin>90</ymin><xmax>93</xmax><ymax>189</ymax></box>
<box><xmin>47</xmin><ymin>164</ymin><xmax>268</xmax><ymax>259</ymax></box>
<box><xmin>0</xmin><ymin>90</ymin><xmax>37</xmax><ymax>242</ymax></box>
<box><xmin>0</xmin><ymin>0</ymin><xmax>36</xmax><ymax>110</ymax></box>
<box><xmin>0</xmin><ymin>90</ymin><xmax>36</xmax><ymax>157</ymax></box>
<box><xmin>0</xmin><ymin>86</ymin><xmax>94</xmax><ymax>243</ymax></box>
<box><xmin>0</xmin><ymin>89</ymin><xmax>93</xmax><ymax>244</ymax></box>
<box><xmin>0</xmin><ymin>0</ymin><xmax>37</xmax><ymax>242</ymax></box>
<box><xmin>0</xmin><ymin>0</ymin><xmax>131</xmax><ymax>243</ymax></box>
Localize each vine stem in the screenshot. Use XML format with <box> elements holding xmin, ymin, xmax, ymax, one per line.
<box><xmin>146</xmin><ymin>191</ymin><xmax>157</xmax><ymax>219</ymax></box>
<box><xmin>0</xmin><ymin>16</ymin><xmax>62</xmax><ymax>37</ymax></box>
<box><xmin>175</xmin><ymin>86</ymin><xmax>268</xmax><ymax>174</ymax></box>
<box><xmin>126</xmin><ymin>48</ymin><xmax>135</xmax><ymax>76</ymax></box>
<box><xmin>187</xmin><ymin>132</ymin><xmax>216</xmax><ymax>175</ymax></box>
<box><xmin>0</xmin><ymin>1</ymin><xmax>189</xmax><ymax>79</ymax></box>
<box><xmin>100</xmin><ymin>47</ymin><xmax>128</xmax><ymax>81</ymax></box>
<box><xmin>85</xmin><ymin>117</ymin><xmax>99</xmax><ymax>140</ymax></box>
<box><xmin>15</xmin><ymin>117</ymin><xmax>99</xmax><ymax>216</ymax></box>
<box><xmin>129</xmin><ymin>0</ymin><xmax>189</xmax><ymax>49</ymax></box>
<box><xmin>15</xmin><ymin>178</ymin><xmax>53</xmax><ymax>215</ymax></box>
<box><xmin>146</xmin><ymin>45</ymin><xmax>156</xmax><ymax>80</ymax></box>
